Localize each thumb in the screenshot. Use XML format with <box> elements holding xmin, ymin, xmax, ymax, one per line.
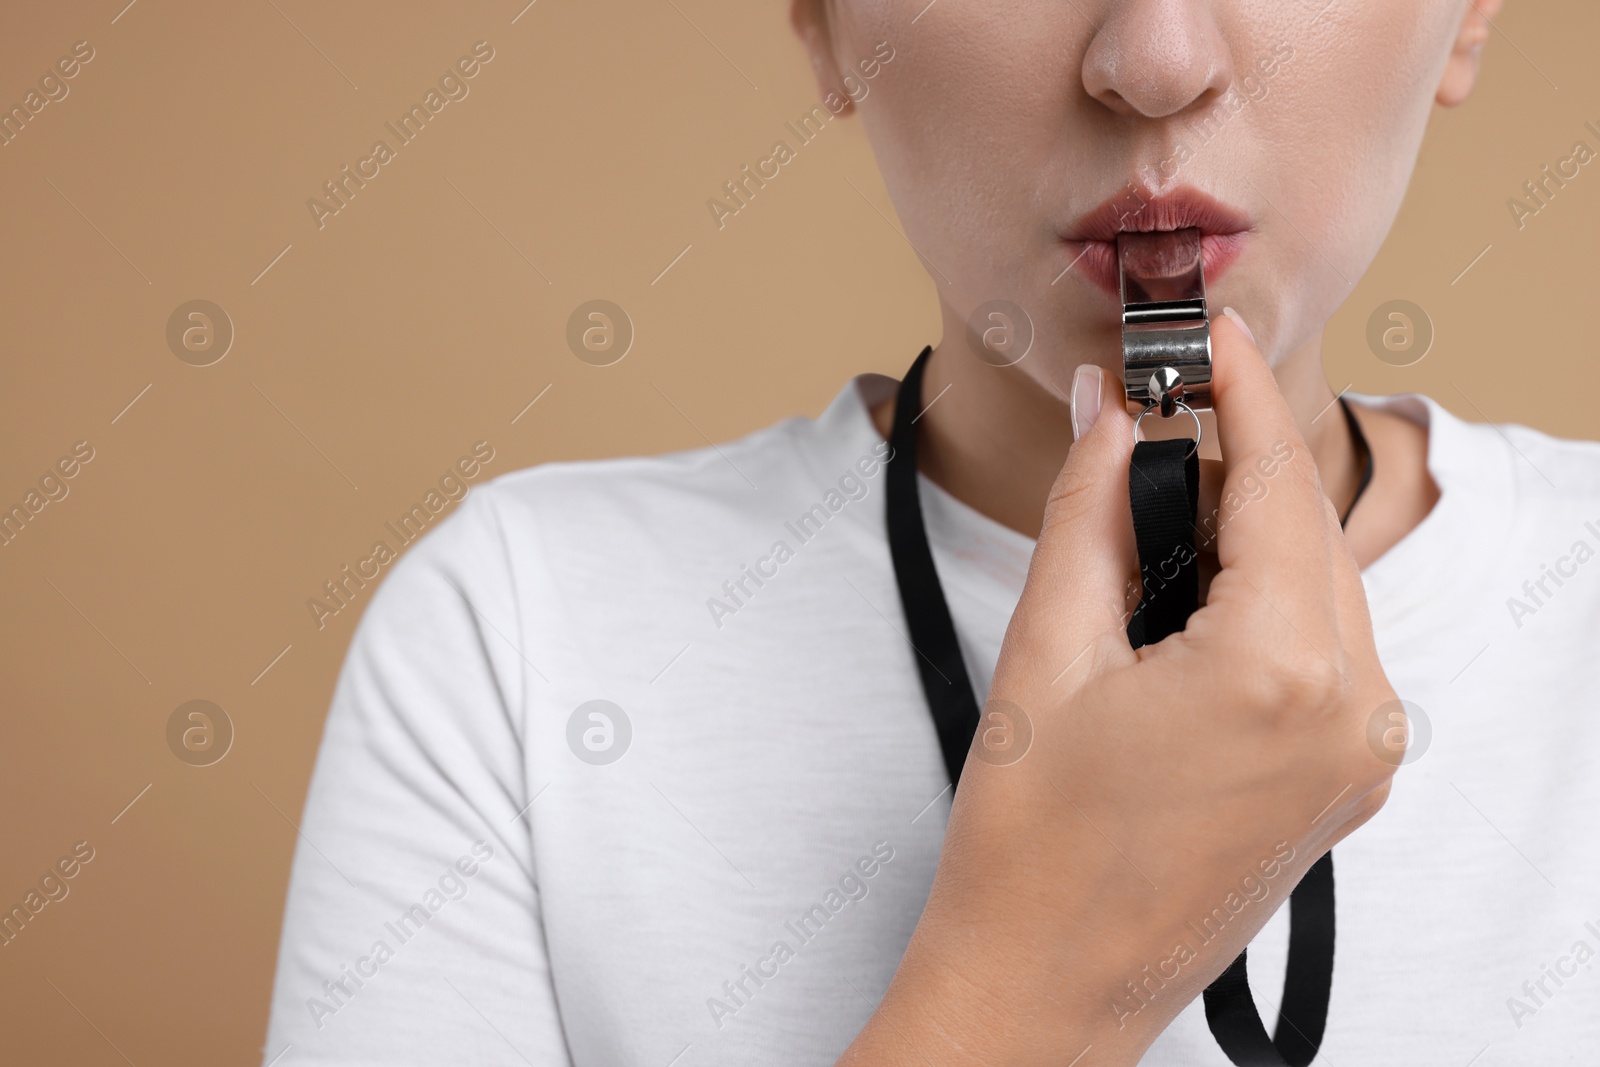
<box><xmin>1002</xmin><ymin>363</ymin><xmax>1138</xmax><ymax>689</ymax></box>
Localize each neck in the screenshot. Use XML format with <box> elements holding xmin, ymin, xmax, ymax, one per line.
<box><xmin>870</xmin><ymin>317</ymin><xmax>1439</xmax><ymax>569</ymax></box>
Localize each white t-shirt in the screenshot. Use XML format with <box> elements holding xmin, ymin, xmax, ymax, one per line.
<box><xmin>265</xmin><ymin>372</ymin><xmax>1600</xmax><ymax>1066</ymax></box>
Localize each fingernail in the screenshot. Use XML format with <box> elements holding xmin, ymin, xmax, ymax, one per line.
<box><xmin>1222</xmin><ymin>306</ymin><xmax>1257</xmax><ymax>346</ymax></box>
<box><xmin>1070</xmin><ymin>363</ymin><xmax>1103</xmax><ymax>442</ymax></box>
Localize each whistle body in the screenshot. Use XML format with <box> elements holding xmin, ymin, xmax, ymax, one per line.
<box><xmin>1118</xmin><ymin>228</ymin><xmax>1212</xmax><ymax>417</ymax></box>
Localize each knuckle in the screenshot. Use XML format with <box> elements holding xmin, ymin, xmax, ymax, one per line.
<box><xmin>1299</xmin><ymin>654</ymin><xmax>1347</xmax><ymax>701</ymax></box>
<box><xmin>1247</xmin><ymin>650</ymin><xmax>1345</xmax><ymax>715</ymax></box>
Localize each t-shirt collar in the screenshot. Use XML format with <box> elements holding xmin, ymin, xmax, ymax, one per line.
<box><xmin>810</xmin><ymin>372</ymin><xmax>1514</xmax><ymax>640</ymax></box>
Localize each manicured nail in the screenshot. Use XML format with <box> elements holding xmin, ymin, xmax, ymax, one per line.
<box><xmin>1070</xmin><ymin>363</ymin><xmax>1103</xmax><ymax>442</ymax></box>
<box><xmin>1222</xmin><ymin>306</ymin><xmax>1256</xmax><ymax>346</ymax></box>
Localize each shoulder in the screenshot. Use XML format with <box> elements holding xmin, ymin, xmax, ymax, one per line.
<box><xmin>1492</xmin><ymin>418</ymin><xmax>1600</xmax><ymax>503</ymax></box>
<box><xmin>1364</xmin><ymin>392</ymin><xmax>1600</xmax><ymax>507</ymax></box>
<box><xmin>339</xmin><ymin>381</ymin><xmax>895</xmax><ymax>686</ymax></box>
<box><xmin>319</xmin><ymin>421</ymin><xmax>838</xmax><ymax>730</ymax></box>
<box><xmin>353</xmin><ymin>376</ymin><xmax>891</xmax><ymax>631</ymax></box>
<box><xmin>1423</xmin><ymin>399</ymin><xmax>1600</xmax><ymax>612</ymax></box>
<box><xmin>1440</xmin><ymin>400</ymin><xmax>1600</xmax><ymax>523</ymax></box>
<box><xmin>480</xmin><ymin>412</ymin><xmax>819</xmax><ymax>543</ymax></box>
<box><xmin>482</xmin><ymin>411</ymin><xmax>815</xmax><ymax>529</ymax></box>
<box><xmin>470</xmin><ymin>376</ymin><xmax>894</xmax><ymax>563</ymax></box>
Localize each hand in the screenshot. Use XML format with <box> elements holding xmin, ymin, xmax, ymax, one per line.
<box><xmin>839</xmin><ymin>314</ymin><xmax>1401</xmax><ymax>1066</ymax></box>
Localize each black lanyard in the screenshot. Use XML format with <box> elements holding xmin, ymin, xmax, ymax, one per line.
<box><xmin>884</xmin><ymin>345</ymin><xmax>1373</xmax><ymax>1065</ymax></box>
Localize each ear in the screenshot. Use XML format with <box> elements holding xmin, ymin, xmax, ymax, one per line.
<box><xmin>790</xmin><ymin>0</ymin><xmax>854</xmax><ymax>117</ymax></box>
<box><xmin>1436</xmin><ymin>0</ymin><xmax>1502</xmax><ymax>107</ymax></box>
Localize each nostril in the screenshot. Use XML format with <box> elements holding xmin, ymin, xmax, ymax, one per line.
<box><xmin>1079</xmin><ymin>1</ymin><xmax>1235</xmax><ymax>121</ymax></box>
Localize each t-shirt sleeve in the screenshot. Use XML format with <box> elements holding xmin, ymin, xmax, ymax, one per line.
<box><xmin>262</xmin><ymin>485</ymin><xmax>569</xmax><ymax>1065</ymax></box>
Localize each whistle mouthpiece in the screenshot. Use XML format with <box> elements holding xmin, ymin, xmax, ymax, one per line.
<box><xmin>1119</xmin><ymin>227</ymin><xmax>1213</xmax><ymax>417</ymax></box>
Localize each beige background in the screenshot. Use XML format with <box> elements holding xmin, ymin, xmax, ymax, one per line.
<box><xmin>0</xmin><ymin>1</ymin><xmax>1595</xmax><ymax>1063</ymax></box>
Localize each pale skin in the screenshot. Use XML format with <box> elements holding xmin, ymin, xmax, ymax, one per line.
<box><xmin>787</xmin><ymin>0</ymin><xmax>1504</xmax><ymax>1062</ymax></box>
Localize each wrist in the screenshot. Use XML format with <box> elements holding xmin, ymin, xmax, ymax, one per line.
<box><xmin>836</xmin><ymin>896</ymin><xmax>1147</xmax><ymax>1067</ymax></box>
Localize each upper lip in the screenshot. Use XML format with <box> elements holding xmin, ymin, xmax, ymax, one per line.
<box><xmin>1063</xmin><ymin>184</ymin><xmax>1251</xmax><ymax>242</ymax></box>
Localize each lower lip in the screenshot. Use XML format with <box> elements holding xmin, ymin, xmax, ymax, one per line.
<box><xmin>1063</xmin><ymin>231</ymin><xmax>1249</xmax><ymax>302</ymax></box>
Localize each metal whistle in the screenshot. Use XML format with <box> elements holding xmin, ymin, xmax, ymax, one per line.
<box><xmin>1118</xmin><ymin>227</ymin><xmax>1211</xmax><ymax>450</ymax></box>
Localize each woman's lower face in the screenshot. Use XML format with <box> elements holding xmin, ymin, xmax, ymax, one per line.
<box><xmin>812</xmin><ymin>0</ymin><xmax>1474</xmax><ymax>392</ymax></box>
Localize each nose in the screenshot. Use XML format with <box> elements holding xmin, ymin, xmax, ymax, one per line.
<box><xmin>1081</xmin><ymin>0</ymin><xmax>1234</xmax><ymax>120</ymax></box>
